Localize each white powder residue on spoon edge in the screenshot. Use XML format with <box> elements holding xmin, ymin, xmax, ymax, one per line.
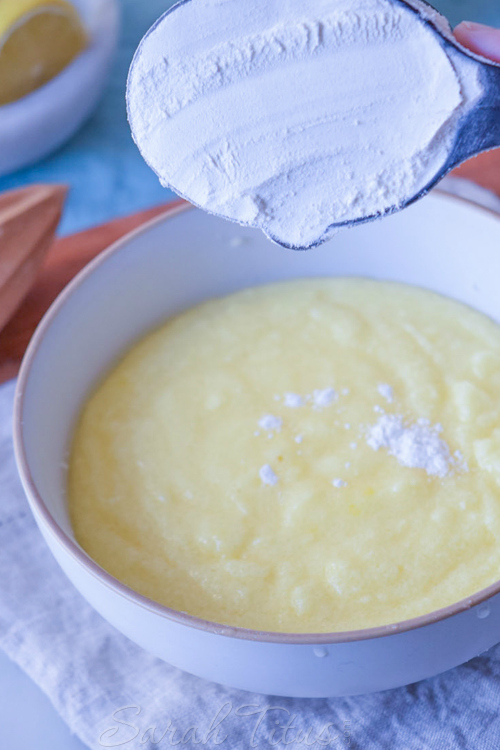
<box><xmin>366</xmin><ymin>414</ymin><xmax>466</xmax><ymax>478</ymax></box>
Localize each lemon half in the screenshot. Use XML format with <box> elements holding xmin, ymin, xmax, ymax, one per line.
<box><xmin>0</xmin><ymin>0</ymin><xmax>88</xmax><ymax>106</ymax></box>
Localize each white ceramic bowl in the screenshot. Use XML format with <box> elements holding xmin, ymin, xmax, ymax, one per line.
<box><xmin>0</xmin><ymin>0</ymin><xmax>119</xmax><ymax>177</ymax></box>
<box><xmin>13</xmin><ymin>189</ymin><xmax>500</xmax><ymax>697</ymax></box>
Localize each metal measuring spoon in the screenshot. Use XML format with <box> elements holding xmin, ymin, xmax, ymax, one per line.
<box><xmin>365</xmin><ymin>1</ymin><xmax>500</xmax><ymax>230</ymax></box>
<box><xmin>127</xmin><ymin>0</ymin><xmax>500</xmax><ymax>249</ymax></box>
<box><xmin>276</xmin><ymin>1</ymin><xmax>500</xmax><ymax>244</ymax></box>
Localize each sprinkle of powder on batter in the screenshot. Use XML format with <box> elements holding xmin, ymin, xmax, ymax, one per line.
<box><xmin>377</xmin><ymin>383</ymin><xmax>394</xmax><ymax>403</ymax></box>
<box><xmin>313</xmin><ymin>387</ymin><xmax>337</xmax><ymax>410</ymax></box>
<box><xmin>284</xmin><ymin>392</ymin><xmax>305</xmax><ymax>408</ymax></box>
<box><xmin>455</xmin><ymin>449</ymin><xmax>468</xmax><ymax>470</ymax></box>
<box><xmin>258</xmin><ymin>414</ymin><xmax>283</xmax><ymax>432</ymax></box>
<box><xmin>350</xmin><ymin>442</ymin><xmax>358</xmax><ymax>450</ymax></box>
<box><xmin>341</xmin><ymin>388</ymin><xmax>350</xmax><ymax>396</ymax></box>
<box><xmin>295</xmin><ymin>434</ymin><xmax>303</xmax><ymax>444</ymax></box>
<box><xmin>260</xmin><ymin>464</ymin><xmax>279</xmax><ymax>486</ymax></box>
<box><xmin>332</xmin><ymin>478</ymin><xmax>347</xmax><ymax>488</ymax></box>
<box><xmin>345</xmin><ymin>423</ymin><xmax>351</xmax><ymax>430</ymax></box>
<box><xmin>366</xmin><ymin>413</ymin><xmax>463</xmax><ymax>478</ymax></box>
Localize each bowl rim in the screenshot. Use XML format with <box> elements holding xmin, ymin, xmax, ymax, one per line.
<box><xmin>13</xmin><ymin>188</ymin><xmax>500</xmax><ymax>645</ymax></box>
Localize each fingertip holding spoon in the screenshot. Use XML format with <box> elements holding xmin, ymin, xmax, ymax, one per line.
<box><xmin>127</xmin><ymin>0</ymin><xmax>500</xmax><ymax>250</ymax></box>
<box><xmin>454</xmin><ymin>21</ymin><xmax>500</xmax><ymax>65</ymax></box>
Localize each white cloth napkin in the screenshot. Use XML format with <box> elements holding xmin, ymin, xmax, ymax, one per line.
<box><xmin>1</xmin><ymin>377</ymin><xmax>500</xmax><ymax>749</ymax></box>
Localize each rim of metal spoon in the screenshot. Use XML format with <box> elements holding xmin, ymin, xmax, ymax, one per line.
<box><xmin>274</xmin><ymin>0</ymin><xmax>500</xmax><ymax>250</ymax></box>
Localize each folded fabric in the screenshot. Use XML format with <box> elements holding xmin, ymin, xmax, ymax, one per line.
<box><xmin>1</xmin><ymin>378</ymin><xmax>499</xmax><ymax>749</ymax></box>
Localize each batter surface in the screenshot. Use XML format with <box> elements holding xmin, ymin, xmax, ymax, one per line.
<box><xmin>68</xmin><ymin>278</ymin><xmax>500</xmax><ymax>632</ymax></box>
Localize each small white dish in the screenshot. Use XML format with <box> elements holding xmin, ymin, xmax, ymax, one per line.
<box><xmin>0</xmin><ymin>0</ymin><xmax>119</xmax><ymax>177</ymax></box>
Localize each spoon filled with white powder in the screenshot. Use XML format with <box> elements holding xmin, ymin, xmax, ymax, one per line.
<box><xmin>127</xmin><ymin>0</ymin><xmax>500</xmax><ymax>249</ymax></box>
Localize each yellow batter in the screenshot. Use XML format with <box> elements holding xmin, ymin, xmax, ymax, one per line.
<box><xmin>68</xmin><ymin>278</ymin><xmax>500</xmax><ymax>632</ymax></box>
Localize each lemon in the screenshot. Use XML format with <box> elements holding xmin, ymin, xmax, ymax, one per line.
<box><xmin>0</xmin><ymin>0</ymin><xmax>88</xmax><ymax>106</ymax></box>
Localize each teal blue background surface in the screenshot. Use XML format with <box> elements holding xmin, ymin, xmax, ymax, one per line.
<box><xmin>0</xmin><ymin>0</ymin><xmax>499</xmax><ymax>236</ymax></box>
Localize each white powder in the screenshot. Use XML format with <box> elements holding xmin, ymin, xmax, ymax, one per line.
<box><xmin>377</xmin><ymin>383</ymin><xmax>394</xmax><ymax>403</ymax></box>
<box><xmin>259</xmin><ymin>464</ymin><xmax>279</xmax><ymax>486</ymax></box>
<box><xmin>127</xmin><ymin>0</ymin><xmax>479</xmax><ymax>249</ymax></box>
<box><xmin>258</xmin><ymin>414</ymin><xmax>282</xmax><ymax>432</ymax></box>
<box><xmin>366</xmin><ymin>413</ymin><xmax>463</xmax><ymax>478</ymax></box>
<box><xmin>313</xmin><ymin>388</ymin><xmax>337</xmax><ymax>409</ymax></box>
<box><xmin>295</xmin><ymin>434</ymin><xmax>304</xmax><ymax>444</ymax></box>
<box><xmin>332</xmin><ymin>478</ymin><xmax>347</xmax><ymax>488</ymax></box>
<box><xmin>284</xmin><ymin>392</ymin><xmax>305</xmax><ymax>408</ymax></box>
